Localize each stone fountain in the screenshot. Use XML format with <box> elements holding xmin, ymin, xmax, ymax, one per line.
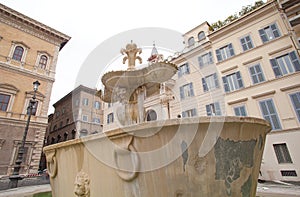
<box><xmin>44</xmin><ymin>42</ymin><xmax>271</xmax><ymax>197</ymax></box>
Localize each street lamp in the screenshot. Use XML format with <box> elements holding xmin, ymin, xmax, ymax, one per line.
<box><xmin>9</xmin><ymin>80</ymin><xmax>40</xmax><ymax>188</ymax></box>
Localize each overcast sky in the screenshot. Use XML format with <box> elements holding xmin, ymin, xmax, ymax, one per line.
<box><xmin>1</xmin><ymin>0</ymin><xmax>259</xmax><ymax>114</ymax></box>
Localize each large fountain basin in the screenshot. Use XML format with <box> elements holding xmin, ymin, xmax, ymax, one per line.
<box><xmin>44</xmin><ymin>116</ymin><xmax>270</xmax><ymax>197</ymax></box>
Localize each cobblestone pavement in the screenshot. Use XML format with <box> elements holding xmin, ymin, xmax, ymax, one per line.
<box><xmin>0</xmin><ymin>181</ymin><xmax>299</xmax><ymax>196</ymax></box>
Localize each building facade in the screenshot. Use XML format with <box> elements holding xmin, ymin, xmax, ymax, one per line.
<box><xmin>103</xmin><ymin>0</ymin><xmax>300</xmax><ymax>182</ymax></box>
<box><xmin>0</xmin><ymin>3</ymin><xmax>70</xmax><ymax>175</ymax></box>
<box><xmin>45</xmin><ymin>85</ymin><xmax>104</xmax><ymax>142</ymax></box>
<box><xmin>40</xmin><ymin>85</ymin><xmax>104</xmax><ymax>170</ymax></box>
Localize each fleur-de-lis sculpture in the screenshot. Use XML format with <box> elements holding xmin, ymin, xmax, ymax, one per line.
<box><xmin>120</xmin><ymin>41</ymin><xmax>142</xmax><ymax>70</ymax></box>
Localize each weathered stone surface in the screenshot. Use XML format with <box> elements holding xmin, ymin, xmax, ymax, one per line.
<box><xmin>44</xmin><ymin>117</ymin><xmax>270</xmax><ymax>197</ymax></box>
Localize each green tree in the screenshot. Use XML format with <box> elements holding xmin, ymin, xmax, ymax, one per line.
<box><xmin>211</xmin><ymin>0</ymin><xmax>265</xmax><ymax>31</ymax></box>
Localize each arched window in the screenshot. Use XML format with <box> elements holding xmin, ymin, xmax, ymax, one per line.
<box><xmin>71</xmin><ymin>129</ymin><xmax>76</xmax><ymax>139</ymax></box>
<box><xmin>57</xmin><ymin>135</ymin><xmax>61</xmax><ymax>143</ymax></box>
<box><xmin>79</xmin><ymin>129</ymin><xmax>88</xmax><ymax>138</ymax></box>
<box><xmin>39</xmin><ymin>55</ymin><xmax>48</xmax><ymax>69</ymax></box>
<box><xmin>188</xmin><ymin>37</ymin><xmax>195</xmax><ymax>46</ymax></box>
<box><xmin>51</xmin><ymin>137</ymin><xmax>55</xmax><ymax>144</ymax></box>
<box><xmin>64</xmin><ymin>132</ymin><xmax>68</xmax><ymax>141</ymax></box>
<box><xmin>198</xmin><ymin>31</ymin><xmax>205</xmax><ymax>41</ymax></box>
<box><xmin>146</xmin><ymin>109</ymin><xmax>157</xmax><ymax>121</ymax></box>
<box><xmin>12</xmin><ymin>46</ymin><xmax>24</xmax><ymax>61</ymax></box>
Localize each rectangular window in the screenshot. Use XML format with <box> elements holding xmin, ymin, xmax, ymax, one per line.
<box><xmin>259</xmin><ymin>99</ymin><xmax>282</xmax><ymax>130</ymax></box>
<box><xmin>82</xmin><ymin>98</ymin><xmax>89</xmax><ymax>106</ymax></box>
<box><xmin>107</xmin><ymin>113</ymin><xmax>114</xmax><ymax>124</ymax></box>
<box><xmin>93</xmin><ymin>118</ymin><xmax>101</xmax><ymax>124</ymax></box>
<box><xmin>240</xmin><ymin>35</ymin><xmax>254</xmax><ymax>51</ymax></box>
<box><xmin>0</xmin><ymin>93</ymin><xmax>10</xmax><ymax>111</ymax></box>
<box><xmin>222</xmin><ymin>71</ymin><xmax>244</xmax><ymax>92</ymax></box>
<box><xmin>273</xmin><ymin>143</ymin><xmax>292</xmax><ymax>163</ymax></box>
<box><xmin>216</xmin><ymin>43</ymin><xmax>235</xmax><ymax>62</ymax></box>
<box><xmin>259</xmin><ymin>23</ymin><xmax>281</xmax><ymax>43</ymax></box>
<box><xmin>234</xmin><ymin>105</ymin><xmax>247</xmax><ymax>116</ymax></box>
<box><xmin>202</xmin><ymin>73</ymin><xmax>219</xmax><ymax>92</ymax></box>
<box><xmin>182</xmin><ymin>108</ymin><xmax>197</xmax><ymax>118</ymax></box>
<box><xmin>179</xmin><ymin>83</ymin><xmax>194</xmax><ymax>100</ymax></box>
<box><xmin>290</xmin><ymin>92</ymin><xmax>300</xmax><ymax>122</ymax></box>
<box><xmin>198</xmin><ymin>52</ymin><xmax>213</xmax><ymax>68</ymax></box>
<box><xmin>270</xmin><ymin>51</ymin><xmax>300</xmax><ymax>77</ymax></box>
<box><xmin>75</xmin><ymin>99</ymin><xmax>80</xmax><ymax>106</ymax></box>
<box><xmin>15</xmin><ymin>146</ymin><xmax>28</xmax><ymax>163</ymax></box>
<box><xmin>249</xmin><ymin>64</ymin><xmax>265</xmax><ymax>84</ymax></box>
<box><xmin>206</xmin><ymin>102</ymin><xmax>221</xmax><ymax>116</ymax></box>
<box><xmin>281</xmin><ymin>170</ymin><xmax>297</xmax><ymax>177</ymax></box>
<box><xmin>82</xmin><ymin>115</ymin><xmax>88</xmax><ymax>122</ymax></box>
<box><xmin>178</xmin><ymin>63</ymin><xmax>190</xmax><ymax>77</ymax></box>
<box><xmin>94</xmin><ymin>101</ymin><xmax>101</xmax><ymax>109</ymax></box>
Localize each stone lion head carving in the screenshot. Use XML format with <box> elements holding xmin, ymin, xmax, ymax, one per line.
<box><xmin>74</xmin><ymin>170</ymin><xmax>90</xmax><ymax>197</ymax></box>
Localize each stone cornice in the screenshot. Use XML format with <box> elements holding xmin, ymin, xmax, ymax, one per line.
<box><xmin>252</xmin><ymin>90</ymin><xmax>276</xmax><ymax>99</ymax></box>
<box><xmin>53</xmin><ymin>85</ymin><xmax>98</xmax><ymax>107</ymax></box>
<box><xmin>0</xmin><ymin>3</ymin><xmax>71</xmax><ymax>50</ymax></box>
<box><xmin>208</xmin><ymin>1</ymin><xmax>277</xmax><ymax>42</ymax></box>
<box><xmin>0</xmin><ymin>61</ymin><xmax>55</xmax><ymax>82</ymax></box>
<box><xmin>227</xmin><ymin>97</ymin><xmax>248</xmax><ymax>105</ymax></box>
<box><xmin>0</xmin><ymin>116</ymin><xmax>47</xmax><ymax>128</ymax></box>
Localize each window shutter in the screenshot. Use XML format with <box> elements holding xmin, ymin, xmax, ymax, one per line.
<box><xmin>249</xmin><ymin>66</ymin><xmax>255</xmax><ymax>75</ymax></box>
<box><xmin>198</xmin><ymin>56</ymin><xmax>204</xmax><ymax>68</ymax></box>
<box><xmin>270</xmin><ymin>59</ymin><xmax>282</xmax><ymax>77</ymax></box>
<box><xmin>180</xmin><ymin>86</ymin><xmax>184</xmax><ymax>99</ymax></box>
<box><xmin>216</xmin><ymin>49</ymin><xmax>222</xmax><ymax>62</ymax></box>
<box><xmin>189</xmin><ymin>83</ymin><xmax>194</xmax><ymax>96</ymax></box>
<box><xmin>178</xmin><ymin>67</ymin><xmax>182</xmax><ymax>77</ymax></box>
<box><xmin>290</xmin><ymin>93</ymin><xmax>300</xmax><ymax>121</ymax></box>
<box><xmin>289</xmin><ymin>51</ymin><xmax>300</xmax><ymax>71</ymax></box>
<box><xmin>271</xmin><ymin>23</ymin><xmax>280</xmax><ymax>38</ymax></box>
<box><xmin>241</xmin><ymin>106</ymin><xmax>247</xmax><ymax>116</ymax></box>
<box><xmin>246</xmin><ymin>36</ymin><xmax>254</xmax><ymax>49</ymax></box>
<box><xmin>228</xmin><ymin>43</ymin><xmax>235</xmax><ymax>56</ymax></box>
<box><xmin>186</xmin><ymin>63</ymin><xmax>190</xmax><ymax>74</ymax></box>
<box><xmin>206</xmin><ymin>105</ymin><xmax>212</xmax><ymax>116</ymax></box>
<box><xmin>213</xmin><ymin>73</ymin><xmax>219</xmax><ymax>88</ymax></box>
<box><xmin>202</xmin><ymin>78</ymin><xmax>208</xmax><ymax>92</ymax></box>
<box><xmin>222</xmin><ymin>76</ymin><xmax>230</xmax><ymax>92</ymax></box>
<box><xmin>215</xmin><ymin>102</ymin><xmax>221</xmax><ymax>115</ymax></box>
<box><xmin>234</xmin><ymin>107</ymin><xmax>240</xmax><ymax>116</ymax></box>
<box><xmin>209</xmin><ymin>52</ymin><xmax>213</xmax><ymax>64</ymax></box>
<box><xmin>192</xmin><ymin>108</ymin><xmax>197</xmax><ymax>116</ymax></box>
<box><xmin>236</xmin><ymin>71</ymin><xmax>244</xmax><ymax>88</ymax></box>
<box><xmin>241</xmin><ymin>38</ymin><xmax>247</xmax><ymax>51</ymax></box>
<box><xmin>259</xmin><ymin>29</ymin><xmax>268</xmax><ymax>43</ymax></box>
